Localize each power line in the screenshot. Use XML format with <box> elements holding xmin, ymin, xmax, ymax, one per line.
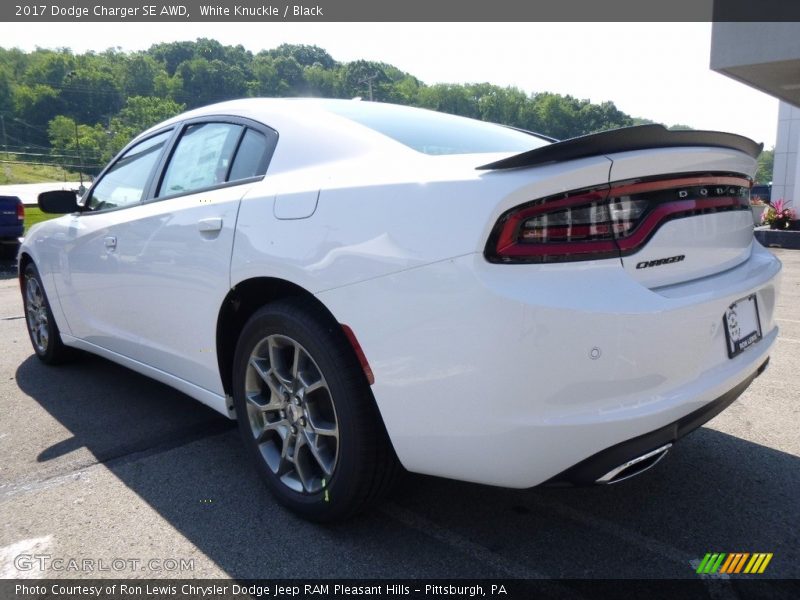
<box><xmin>3</xmin><ymin>150</ymin><xmax>103</xmax><ymax>162</ymax></box>
<box><xmin>0</xmin><ymin>158</ymin><xmax>99</xmax><ymax>170</ymax></box>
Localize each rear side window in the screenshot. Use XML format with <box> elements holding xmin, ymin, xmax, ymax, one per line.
<box><xmin>229</xmin><ymin>129</ymin><xmax>270</xmax><ymax>181</ymax></box>
<box><xmin>158</xmin><ymin>123</ymin><xmax>243</xmax><ymax>197</ymax></box>
<box><xmin>87</xmin><ymin>131</ymin><xmax>171</xmax><ymax>211</ymax></box>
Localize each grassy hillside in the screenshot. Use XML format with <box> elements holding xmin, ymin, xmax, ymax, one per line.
<box><xmin>24</xmin><ymin>207</ymin><xmax>58</xmax><ymax>234</ymax></box>
<box><xmin>1</xmin><ymin>160</ymin><xmax>82</xmax><ymax>185</ymax></box>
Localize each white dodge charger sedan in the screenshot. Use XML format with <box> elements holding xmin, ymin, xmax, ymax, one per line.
<box><xmin>21</xmin><ymin>99</ymin><xmax>780</xmax><ymax>521</ymax></box>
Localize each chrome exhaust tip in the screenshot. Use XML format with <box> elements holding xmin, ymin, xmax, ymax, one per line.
<box><xmin>596</xmin><ymin>443</ymin><xmax>673</xmax><ymax>484</ymax></box>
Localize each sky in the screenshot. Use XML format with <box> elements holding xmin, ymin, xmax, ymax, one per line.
<box><xmin>0</xmin><ymin>22</ymin><xmax>780</xmax><ymax>148</ymax></box>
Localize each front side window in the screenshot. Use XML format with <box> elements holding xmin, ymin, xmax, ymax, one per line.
<box><xmin>87</xmin><ymin>130</ymin><xmax>172</xmax><ymax>211</ymax></box>
<box><xmin>158</xmin><ymin>123</ymin><xmax>243</xmax><ymax>197</ymax></box>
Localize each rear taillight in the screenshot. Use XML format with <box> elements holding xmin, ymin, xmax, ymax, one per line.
<box><xmin>485</xmin><ymin>175</ymin><xmax>750</xmax><ymax>263</ymax></box>
<box><xmin>17</xmin><ymin>202</ymin><xmax>24</xmax><ymax>221</ymax></box>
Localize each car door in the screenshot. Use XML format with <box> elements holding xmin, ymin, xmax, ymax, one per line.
<box><xmin>54</xmin><ymin>129</ymin><xmax>175</xmax><ymax>350</ymax></box>
<box><xmin>58</xmin><ymin>118</ymin><xmax>276</xmax><ymax>396</ymax></box>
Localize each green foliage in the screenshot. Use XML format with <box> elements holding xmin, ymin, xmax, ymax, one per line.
<box><xmin>176</xmin><ymin>57</ymin><xmax>248</xmax><ymax>105</ymax></box>
<box><xmin>106</xmin><ymin>96</ymin><xmax>184</xmax><ymax>158</ymax></box>
<box><xmin>0</xmin><ymin>38</ymin><xmax>697</xmax><ymax>177</ymax></box>
<box><xmin>24</xmin><ymin>206</ymin><xmax>59</xmax><ymax>233</ymax></box>
<box><xmin>113</xmin><ymin>96</ymin><xmax>185</xmax><ymax>132</ymax></box>
<box><xmin>269</xmin><ymin>44</ymin><xmax>336</xmax><ymax>70</ymax></box>
<box><xmin>47</xmin><ymin>115</ymin><xmax>110</xmax><ymax>166</ymax></box>
<box><xmin>756</xmin><ymin>148</ymin><xmax>774</xmax><ymax>184</ymax></box>
<box><xmin>122</xmin><ymin>54</ymin><xmax>164</xmax><ymax>97</ymax></box>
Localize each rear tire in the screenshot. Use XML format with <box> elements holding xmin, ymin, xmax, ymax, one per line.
<box><xmin>232</xmin><ymin>299</ymin><xmax>399</xmax><ymax>522</ymax></box>
<box><xmin>22</xmin><ymin>262</ymin><xmax>71</xmax><ymax>364</ymax></box>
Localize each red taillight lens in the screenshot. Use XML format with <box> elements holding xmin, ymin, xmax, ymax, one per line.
<box><xmin>485</xmin><ymin>175</ymin><xmax>751</xmax><ymax>264</ymax></box>
<box><xmin>17</xmin><ymin>202</ymin><xmax>24</xmax><ymax>221</ymax></box>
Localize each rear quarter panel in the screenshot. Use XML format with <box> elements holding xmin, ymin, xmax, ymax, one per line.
<box><xmin>230</xmin><ymin>154</ymin><xmax>613</xmax><ymax>293</ymax></box>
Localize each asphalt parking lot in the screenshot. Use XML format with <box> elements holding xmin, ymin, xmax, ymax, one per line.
<box><xmin>0</xmin><ymin>249</ymin><xmax>798</xmax><ymax>581</ymax></box>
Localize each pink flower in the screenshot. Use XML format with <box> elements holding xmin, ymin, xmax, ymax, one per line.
<box><xmin>764</xmin><ymin>199</ymin><xmax>795</xmax><ymax>224</ymax></box>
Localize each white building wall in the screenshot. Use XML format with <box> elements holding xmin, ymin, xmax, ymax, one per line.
<box><xmin>772</xmin><ymin>101</ymin><xmax>800</xmax><ymax>208</ymax></box>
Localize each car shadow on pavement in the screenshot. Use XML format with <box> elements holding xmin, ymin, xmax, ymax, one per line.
<box><xmin>14</xmin><ymin>353</ymin><xmax>800</xmax><ymax>579</ymax></box>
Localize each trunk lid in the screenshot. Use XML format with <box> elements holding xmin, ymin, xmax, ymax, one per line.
<box><xmin>607</xmin><ymin>147</ymin><xmax>757</xmax><ymax>288</ymax></box>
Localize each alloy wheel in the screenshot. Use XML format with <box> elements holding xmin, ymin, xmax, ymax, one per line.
<box><xmin>25</xmin><ymin>275</ymin><xmax>49</xmax><ymax>354</ymax></box>
<box><xmin>244</xmin><ymin>334</ymin><xmax>339</xmax><ymax>494</ymax></box>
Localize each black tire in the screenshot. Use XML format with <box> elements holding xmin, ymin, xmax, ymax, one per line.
<box><xmin>22</xmin><ymin>262</ymin><xmax>71</xmax><ymax>364</ymax></box>
<box><xmin>232</xmin><ymin>298</ymin><xmax>400</xmax><ymax>522</ymax></box>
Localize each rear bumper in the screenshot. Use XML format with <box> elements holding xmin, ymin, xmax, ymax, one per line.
<box><xmin>0</xmin><ymin>224</ymin><xmax>23</xmax><ymax>242</ymax></box>
<box><xmin>545</xmin><ymin>358</ymin><xmax>769</xmax><ymax>486</ymax></box>
<box><xmin>317</xmin><ymin>242</ymin><xmax>781</xmax><ymax>488</ymax></box>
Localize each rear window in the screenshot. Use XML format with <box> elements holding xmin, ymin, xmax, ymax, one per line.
<box><xmin>321</xmin><ymin>101</ymin><xmax>549</xmax><ymax>156</ymax></box>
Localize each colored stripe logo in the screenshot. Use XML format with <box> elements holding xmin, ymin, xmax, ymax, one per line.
<box><xmin>696</xmin><ymin>552</ymin><xmax>773</xmax><ymax>574</ymax></box>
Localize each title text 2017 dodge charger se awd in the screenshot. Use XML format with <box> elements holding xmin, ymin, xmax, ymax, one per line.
<box><xmin>21</xmin><ymin>99</ymin><xmax>780</xmax><ymax>521</ymax></box>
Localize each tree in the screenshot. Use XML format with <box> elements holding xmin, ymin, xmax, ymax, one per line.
<box><xmin>175</xmin><ymin>58</ymin><xmax>248</xmax><ymax>107</ymax></box>
<box><xmin>23</xmin><ymin>49</ymin><xmax>74</xmax><ymax>87</ymax></box>
<box><xmin>47</xmin><ymin>114</ymin><xmax>109</xmax><ymax>170</ymax></box>
<box><xmin>149</xmin><ymin>41</ymin><xmax>197</xmax><ymax>76</ymax></box>
<box><xmin>577</xmin><ymin>101</ymin><xmax>632</xmax><ymax>135</ymax></box>
<box><xmin>269</xmin><ymin>44</ymin><xmax>336</xmax><ymax>69</ymax></box>
<box><xmin>107</xmin><ymin>96</ymin><xmax>185</xmax><ymax>154</ymax></box>
<box><xmin>122</xmin><ymin>54</ymin><xmax>163</xmax><ymax>97</ymax></box>
<box><xmin>303</xmin><ymin>64</ymin><xmax>337</xmax><ymax>97</ymax></box>
<box><xmin>13</xmin><ymin>84</ymin><xmax>62</xmax><ymax>147</ymax></box>
<box><xmin>339</xmin><ymin>61</ymin><xmax>394</xmax><ymax>101</ymax></box>
<box><xmin>530</xmin><ymin>93</ymin><xmax>579</xmax><ymax>139</ymax></box>
<box><xmin>0</xmin><ymin>66</ymin><xmax>12</xmax><ymax>115</ymax></box>
<box><xmin>60</xmin><ymin>68</ymin><xmax>123</xmax><ymax>124</ymax></box>
<box><xmin>756</xmin><ymin>148</ymin><xmax>774</xmax><ymax>184</ymax></box>
<box><xmin>251</xmin><ymin>55</ymin><xmax>281</xmax><ymax>96</ymax></box>
<box><xmin>417</xmin><ymin>84</ymin><xmax>478</xmax><ymax>118</ymax></box>
<box><xmin>271</xmin><ymin>56</ymin><xmax>304</xmax><ymax>96</ymax></box>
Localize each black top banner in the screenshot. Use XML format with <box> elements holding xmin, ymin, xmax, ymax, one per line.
<box><xmin>2</xmin><ymin>0</ymin><xmax>800</xmax><ymax>22</ymax></box>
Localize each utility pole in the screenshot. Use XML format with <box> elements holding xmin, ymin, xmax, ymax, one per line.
<box><xmin>74</xmin><ymin>121</ymin><xmax>84</xmax><ymax>188</ymax></box>
<box><xmin>0</xmin><ymin>115</ymin><xmax>7</xmax><ymax>159</ymax></box>
<box><xmin>357</xmin><ymin>73</ymin><xmax>379</xmax><ymax>101</ymax></box>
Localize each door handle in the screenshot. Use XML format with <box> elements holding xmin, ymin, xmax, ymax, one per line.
<box><xmin>197</xmin><ymin>217</ymin><xmax>223</xmax><ymax>233</ymax></box>
<box><xmin>103</xmin><ymin>236</ymin><xmax>117</xmax><ymax>250</ymax></box>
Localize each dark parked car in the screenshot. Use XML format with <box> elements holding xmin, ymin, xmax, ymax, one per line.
<box><xmin>751</xmin><ymin>184</ymin><xmax>772</xmax><ymax>203</ymax></box>
<box><xmin>0</xmin><ymin>195</ymin><xmax>24</xmax><ymax>258</ymax></box>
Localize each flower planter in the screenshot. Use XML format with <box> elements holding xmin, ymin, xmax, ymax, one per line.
<box><xmin>769</xmin><ymin>219</ymin><xmax>795</xmax><ymax>230</ymax></box>
<box><xmin>754</xmin><ymin>226</ymin><xmax>800</xmax><ymax>249</ymax></box>
<box><xmin>750</xmin><ymin>204</ymin><xmax>766</xmax><ymax>226</ymax></box>
<box><xmin>761</xmin><ymin>198</ymin><xmax>796</xmax><ymax>230</ymax></box>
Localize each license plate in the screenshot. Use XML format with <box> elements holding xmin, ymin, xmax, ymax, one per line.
<box><xmin>723</xmin><ymin>295</ymin><xmax>762</xmax><ymax>359</ymax></box>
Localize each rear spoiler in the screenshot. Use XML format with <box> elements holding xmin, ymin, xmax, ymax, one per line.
<box><xmin>477</xmin><ymin>124</ymin><xmax>763</xmax><ymax>170</ymax></box>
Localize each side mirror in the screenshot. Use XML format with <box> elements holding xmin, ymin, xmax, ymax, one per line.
<box><xmin>38</xmin><ymin>190</ymin><xmax>79</xmax><ymax>214</ymax></box>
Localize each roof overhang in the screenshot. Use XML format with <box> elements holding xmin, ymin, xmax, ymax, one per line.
<box><xmin>711</xmin><ymin>23</ymin><xmax>800</xmax><ymax>108</ymax></box>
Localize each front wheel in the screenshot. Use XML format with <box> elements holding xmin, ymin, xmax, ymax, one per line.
<box><xmin>232</xmin><ymin>299</ymin><xmax>399</xmax><ymax>522</ymax></box>
<box><xmin>22</xmin><ymin>262</ymin><xmax>70</xmax><ymax>364</ymax></box>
